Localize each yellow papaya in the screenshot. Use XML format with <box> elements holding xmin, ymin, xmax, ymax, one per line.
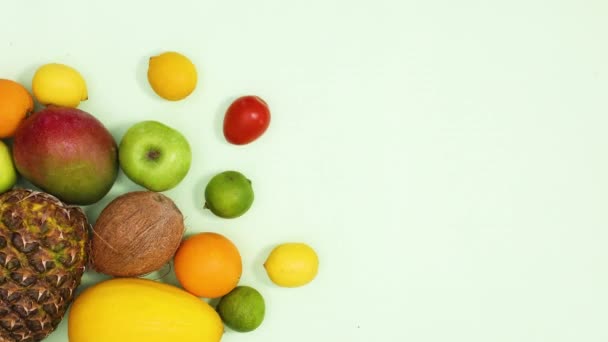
<box><xmin>68</xmin><ymin>278</ymin><xmax>223</xmax><ymax>342</ymax></box>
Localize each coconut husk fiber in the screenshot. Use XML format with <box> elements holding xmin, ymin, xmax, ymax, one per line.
<box><xmin>91</xmin><ymin>191</ymin><xmax>184</xmax><ymax>277</ymax></box>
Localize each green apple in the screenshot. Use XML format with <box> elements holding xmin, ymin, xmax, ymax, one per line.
<box><xmin>118</xmin><ymin>121</ymin><xmax>192</xmax><ymax>191</ymax></box>
<box><xmin>0</xmin><ymin>140</ymin><xmax>17</xmax><ymax>193</ymax></box>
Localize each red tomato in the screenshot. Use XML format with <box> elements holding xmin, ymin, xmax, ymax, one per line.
<box><xmin>223</xmin><ymin>95</ymin><xmax>271</xmax><ymax>145</ymax></box>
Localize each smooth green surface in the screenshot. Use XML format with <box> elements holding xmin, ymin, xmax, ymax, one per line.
<box><xmin>119</xmin><ymin>120</ymin><xmax>192</xmax><ymax>191</ymax></box>
<box><xmin>0</xmin><ymin>141</ymin><xmax>17</xmax><ymax>192</ymax></box>
<box><xmin>217</xmin><ymin>286</ymin><xmax>266</xmax><ymax>332</ymax></box>
<box><xmin>2</xmin><ymin>1</ymin><xmax>608</xmax><ymax>341</ymax></box>
<box><xmin>205</xmin><ymin>170</ymin><xmax>254</xmax><ymax>218</ymax></box>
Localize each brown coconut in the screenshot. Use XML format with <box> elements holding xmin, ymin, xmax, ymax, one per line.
<box><xmin>91</xmin><ymin>191</ymin><xmax>185</xmax><ymax>277</ymax></box>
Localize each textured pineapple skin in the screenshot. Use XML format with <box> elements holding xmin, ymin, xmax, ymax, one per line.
<box><xmin>0</xmin><ymin>189</ymin><xmax>90</xmax><ymax>342</ymax></box>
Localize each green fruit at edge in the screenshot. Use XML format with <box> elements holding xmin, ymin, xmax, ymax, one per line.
<box><xmin>0</xmin><ymin>141</ymin><xmax>17</xmax><ymax>194</ymax></box>
<box><xmin>204</xmin><ymin>171</ymin><xmax>254</xmax><ymax>218</ymax></box>
<box><xmin>216</xmin><ymin>286</ymin><xmax>265</xmax><ymax>332</ymax></box>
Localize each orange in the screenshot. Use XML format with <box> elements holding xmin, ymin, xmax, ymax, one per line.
<box><xmin>174</xmin><ymin>232</ymin><xmax>242</xmax><ymax>298</ymax></box>
<box><xmin>0</xmin><ymin>79</ymin><xmax>33</xmax><ymax>138</ymax></box>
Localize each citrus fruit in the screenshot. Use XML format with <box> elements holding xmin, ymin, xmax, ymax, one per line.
<box><xmin>32</xmin><ymin>63</ymin><xmax>88</xmax><ymax>107</ymax></box>
<box><xmin>174</xmin><ymin>232</ymin><xmax>242</xmax><ymax>298</ymax></box>
<box><xmin>217</xmin><ymin>286</ymin><xmax>265</xmax><ymax>332</ymax></box>
<box><xmin>264</xmin><ymin>243</ymin><xmax>319</xmax><ymax>287</ymax></box>
<box><xmin>0</xmin><ymin>79</ymin><xmax>33</xmax><ymax>138</ymax></box>
<box><xmin>204</xmin><ymin>171</ymin><xmax>254</xmax><ymax>218</ymax></box>
<box><xmin>147</xmin><ymin>51</ymin><xmax>197</xmax><ymax>101</ymax></box>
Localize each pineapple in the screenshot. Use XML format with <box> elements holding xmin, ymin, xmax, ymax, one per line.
<box><xmin>0</xmin><ymin>189</ymin><xmax>90</xmax><ymax>342</ymax></box>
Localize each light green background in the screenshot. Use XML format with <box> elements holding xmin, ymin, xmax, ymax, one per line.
<box><xmin>2</xmin><ymin>0</ymin><xmax>608</xmax><ymax>341</ymax></box>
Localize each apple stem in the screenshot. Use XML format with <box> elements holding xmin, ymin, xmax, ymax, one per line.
<box><xmin>147</xmin><ymin>150</ymin><xmax>161</xmax><ymax>160</ymax></box>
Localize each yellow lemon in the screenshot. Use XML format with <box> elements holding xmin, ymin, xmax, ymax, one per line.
<box><xmin>147</xmin><ymin>51</ymin><xmax>197</xmax><ymax>101</ymax></box>
<box><xmin>264</xmin><ymin>242</ymin><xmax>319</xmax><ymax>287</ymax></box>
<box><xmin>32</xmin><ymin>63</ymin><xmax>88</xmax><ymax>107</ymax></box>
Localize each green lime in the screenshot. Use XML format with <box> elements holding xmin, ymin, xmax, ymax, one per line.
<box><xmin>217</xmin><ymin>285</ymin><xmax>265</xmax><ymax>332</ymax></box>
<box><xmin>204</xmin><ymin>170</ymin><xmax>254</xmax><ymax>218</ymax></box>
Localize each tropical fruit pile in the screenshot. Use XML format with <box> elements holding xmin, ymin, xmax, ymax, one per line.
<box><xmin>0</xmin><ymin>51</ymin><xmax>318</xmax><ymax>342</ymax></box>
